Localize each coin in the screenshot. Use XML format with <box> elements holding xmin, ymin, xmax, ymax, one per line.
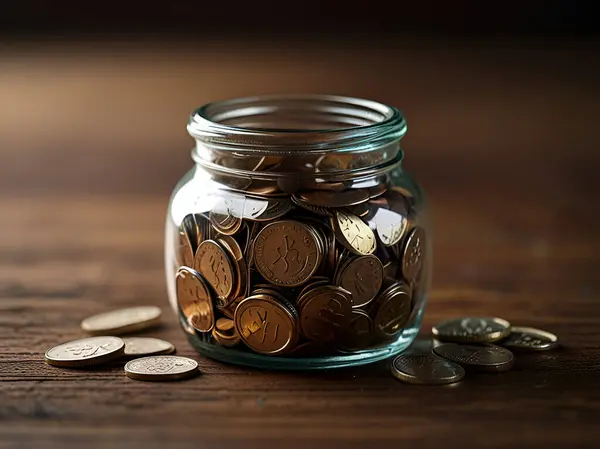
<box><xmin>124</xmin><ymin>355</ymin><xmax>200</xmax><ymax>381</ymax></box>
<box><xmin>253</xmin><ymin>220</ymin><xmax>321</xmax><ymax>287</ymax></box>
<box><xmin>181</xmin><ymin>213</ymin><xmax>199</xmax><ymax>253</ymax></box>
<box><xmin>194</xmin><ymin>239</ymin><xmax>236</xmax><ymax>303</ymax></box>
<box><xmin>297</xmin><ymin>285</ymin><xmax>352</xmax><ymax>341</ymax></box>
<box><xmin>212</xmin><ymin>318</ymin><xmax>241</xmax><ymax>347</ymax></box>
<box><xmin>433</xmin><ymin>343</ymin><xmax>515</xmax><ymax>372</ymax></box>
<box><xmin>122</xmin><ymin>337</ymin><xmax>175</xmax><ymax>357</ymax></box>
<box><xmin>209</xmin><ymin>207</ymin><xmax>243</xmax><ymax>235</ymax></box>
<box><xmin>234</xmin><ymin>294</ymin><xmax>299</xmax><ymax>355</ymax></box>
<box><xmin>296</xmin><ymin>189</ymin><xmax>369</xmax><ymax>208</ymax></box>
<box><xmin>290</xmin><ymin>195</ymin><xmax>333</xmax><ymax>217</ymax></box>
<box><xmin>400</xmin><ymin>227</ymin><xmax>425</xmax><ymax>282</ymax></box>
<box><xmin>217</xmin><ymin>235</ymin><xmax>247</xmax><ymax>303</ymax></box>
<box><xmin>371</xmin><ymin>208</ymin><xmax>408</xmax><ymax>247</ymax></box>
<box><xmin>81</xmin><ymin>306</ymin><xmax>162</xmax><ymax>335</ymax></box>
<box><xmin>391</xmin><ymin>354</ymin><xmax>465</xmax><ymax>385</ymax></box>
<box><xmin>332</xmin><ymin>210</ymin><xmax>376</xmax><ymax>255</ymax></box>
<box><xmin>500</xmin><ymin>326</ymin><xmax>559</xmax><ymax>351</ymax></box>
<box><xmin>176</xmin><ymin>267</ymin><xmax>215</xmax><ymax>332</ymax></box>
<box><xmin>336</xmin><ymin>255</ymin><xmax>383</xmax><ymax>308</ymax></box>
<box><xmin>335</xmin><ymin>309</ymin><xmax>373</xmax><ymax>351</ymax></box>
<box><xmin>45</xmin><ymin>336</ymin><xmax>125</xmax><ymax>368</ymax></box>
<box><xmin>432</xmin><ymin>317</ymin><xmax>512</xmax><ymax>343</ymax></box>
<box><xmin>177</xmin><ymin>223</ymin><xmax>195</xmax><ymax>268</ymax></box>
<box><xmin>371</xmin><ymin>283</ymin><xmax>411</xmax><ymax>340</ymax></box>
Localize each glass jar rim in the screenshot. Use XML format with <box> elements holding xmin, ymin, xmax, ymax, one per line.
<box><xmin>187</xmin><ymin>94</ymin><xmax>407</xmax><ymax>155</ymax></box>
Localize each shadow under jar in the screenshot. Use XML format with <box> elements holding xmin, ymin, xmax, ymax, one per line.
<box><xmin>165</xmin><ymin>94</ymin><xmax>431</xmax><ymax>369</ymax></box>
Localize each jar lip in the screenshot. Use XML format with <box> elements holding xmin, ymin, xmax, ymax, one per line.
<box><xmin>187</xmin><ymin>94</ymin><xmax>406</xmax><ymax>154</ymax></box>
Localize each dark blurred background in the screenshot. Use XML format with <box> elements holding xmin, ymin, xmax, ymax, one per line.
<box><xmin>0</xmin><ymin>0</ymin><xmax>598</xmax><ymax>201</ymax></box>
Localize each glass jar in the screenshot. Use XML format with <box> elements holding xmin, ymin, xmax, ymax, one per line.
<box><xmin>165</xmin><ymin>94</ymin><xmax>431</xmax><ymax>369</ymax></box>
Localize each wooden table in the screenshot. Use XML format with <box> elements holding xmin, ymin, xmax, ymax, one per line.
<box><xmin>1</xmin><ymin>39</ymin><xmax>599</xmax><ymax>448</ymax></box>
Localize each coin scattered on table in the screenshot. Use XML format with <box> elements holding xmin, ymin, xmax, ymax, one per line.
<box><xmin>391</xmin><ymin>353</ymin><xmax>465</xmax><ymax>385</ymax></box>
<box><xmin>81</xmin><ymin>306</ymin><xmax>162</xmax><ymax>335</ymax></box>
<box><xmin>432</xmin><ymin>317</ymin><xmax>511</xmax><ymax>343</ymax></box>
<box><xmin>124</xmin><ymin>355</ymin><xmax>200</xmax><ymax>382</ymax></box>
<box><xmin>499</xmin><ymin>326</ymin><xmax>559</xmax><ymax>351</ymax></box>
<box><xmin>45</xmin><ymin>336</ymin><xmax>125</xmax><ymax>368</ymax></box>
<box><xmin>433</xmin><ymin>343</ymin><xmax>515</xmax><ymax>373</ymax></box>
<box><xmin>122</xmin><ymin>337</ymin><xmax>176</xmax><ymax>357</ymax></box>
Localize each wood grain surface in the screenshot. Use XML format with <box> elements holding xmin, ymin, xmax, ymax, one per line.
<box><xmin>1</xmin><ymin>39</ymin><xmax>599</xmax><ymax>449</ymax></box>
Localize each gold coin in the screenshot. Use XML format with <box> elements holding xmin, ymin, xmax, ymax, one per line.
<box><xmin>432</xmin><ymin>317</ymin><xmax>511</xmax><ymax>344</ymax></box>
<box><xmin>194</xmin><ymin>240</ymin><xmax>236</xmax><ymax>303</ymax></box>
<box><xmin>217</xmin><ymin>235</ymin><xmax>247</xmax><ymax>304</ymax></box>
<box><xmin>297</xmin><ymin>285</ymin><xmax>352</xmax><ymax>341</ymax></box>
<box><xmin>371</xmin><ymin>283</ymin><xmax>411</xmax><ymax>340</ymax></box>
<box><xmin>177</xmin><ymin>224</ymin><xmax>195</xmax><ymax>268</ymax></box>
<box><xmin>391</xmin><ymin>354</ymin><xmax>465</xmax><ymax>385</ymax></box>
<box><xmin>124</xmin><ymin>355</ymin><xmax>199</xmax><ymax>381</ymax></box>
<box><xmin>336</xmin><ymin>255</ymin><xmax>383</xmax><ymax>308</ymax></box>
<box><xmin>253</xmin><ymin>220</ymin><xmax>321</xmax><ymax>287</ymax></box>
<box><xmin>45</xmin><ymin>336</ymin><xmax>125</xmax><ymax>368</ymax></box>
<box><xmin>220</xmin><ymin>296</ymin><xmax>243</xmax><ymax>320</ymax></box>
<box><xmin>332</xmin><ymin>210</ymin><xmax>376</xmax><ymax>255</ymax></box>
<box><xmin>176</xmin><ymin>267</ymin><xmax>215</xmax><ymax>333</ymax></box>
<box><xmin>335</xmin><ymin>309</ymin><xmax>373</xmax><ymax>351</ymax></box>
<box><xmin>81</xmin><ymin>306</ymin><xmax>162</xmax><ymax>335</ymax></box>
<box><xmin>400</xmin><ymin>227</ymin><xmax>425</xmax><ymax>282</ymax></box>
<box><xmin>433</xmin><ymin>343</ymin><xmax>515</xmax><ymax>373</ymax></box>
<box><xmin>212</xmin><ymin>318</ymin><xmax>241</xmax><ymax>347</ymax></box>
<box><xmin>296</xmin><ymin>189</ymin><xmax>369</xmax><ymax>208</ymax></box>
<box><xmin>500</xmin><ymin>326</ymin><xmax>559</xmax><ymax>351</ymax></box>
<box><xmin>122</xmin><ymin>337</ymin><xmax>175</xmax><ymax>357</ymax></box>
<box><xmin>234</xmin><ymin>294</ymin><xmax>299</xmax><ymax>355</ymax></box>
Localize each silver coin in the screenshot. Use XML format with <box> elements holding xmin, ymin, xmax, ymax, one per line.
<box><xmin>80</xmin><ymin>306</ymin><xmax>162</xmax><ymax>336</ymax></box>
<box><xmin>433</xmin><ymin>343</ymin><xmax>515</xmax><ymax>372</ymax></box>
<box><xmin>500</xmin><ymin>326</ymin><xmax>559</xmax><ymax>351</ymax></box>
<box><xmin>391</xmin><ymin>353</ymin><xmax>465</xmax><ymax>385</ymax></box>
<box><xmin>45</xmin><ymin>336</ymin><xmax>125</xmax><ymax>368</ymax></box>
<box><xmin>122</xmin><ymin>337</ymin><xmax>176</xmax><ymax>357</ymax></box>
<box><xmin>432</xmin><ymin>317</ymin><xmax>511</xmax><ymax>343</ymax></box>
<box><xmin>124</xmin><ymin>356</ymin><xmax>199</xmax><ymax>382</ymax></box>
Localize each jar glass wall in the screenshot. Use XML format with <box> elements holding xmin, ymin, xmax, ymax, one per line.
<box><xmin>165</xmin><ymin>95</ymin><xmax>431</xmax><ymax>369</ymax></box>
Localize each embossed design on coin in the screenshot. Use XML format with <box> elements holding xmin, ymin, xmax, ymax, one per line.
<box><xmin>432</xmin><ymin>317</ymin><xmax>511</xmax><ymax>343</ymax></box>
<box><xmin>336</xmin><ymin>255</ymin><xmax>383</xmax><ymax>308</ymax></box>
<box><xmin>333</xmin><ymin>210</ymin><xmax>376</xmax><ymax>256</ymax></box>
<box><xmin>335</xmin><ymin>309</ymin><xmax>373</xmax><ymax>351</ymax></box>
<box><xmin>391</xmin><ymin>354</ymin><xmax>465</xmax><ymax>385</ymax></box>
<box><xmin>500</xmin><ymin>326</ymin><xmax>559</xmax><ymax>351</ymax></box>
<box><xmin>122</xmin><ymin>337</ymin><xmax>175</xmax><ymax>357</ymax></box>
<box><xmin>45</xmin><ymin>336</ymin><xmax>125</xmax><ymax>368</ymax></box>
<box><xmin>234</xmin><ymin>295</ymin><xmax>299</xmax><ymax>354</ymax></box>
<box><xmin>124</xmin><ymin>355</ymin><xmax>199</xmax><ymax>381</ymax></box>
<box><xmin>401</xmin><ymin>227</ymin><xmax>425</xmax><ymax>282</ymax></box>
<box><xmin>176</xmin><ymin>267</ymin><xmax>215</xmax><ymax>332</ymax></box>
<box><xmin>80</xmin><ymin>306</ymin><xmax>162</xmax><ymax>335</ymax></box>
<box><xmin>298</xmin><ymin>285</ymin><xmax>352</xmax><ymax>341</ymax></box>
<box><xmin>253</xmin><ymin>220</ymin><xmax>321</xmax><ymax>287</ymax></box>
<box><xmin>433</xmin><ymin>343</ymin><xmax>515</xmax><ymax>372</ymax></box>
<box><xmin>194</xmin><ymin>240</ymin><xmax>235</xmax><ymax>301</ymax></box>
<box><xmin>371</xmin><ymin>283</ymin><xmax>411</xmax><ymax>339</ymax></box>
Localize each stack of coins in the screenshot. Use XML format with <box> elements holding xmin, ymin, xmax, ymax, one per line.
<box><xmin>44</xmin><ymin>306</ymin><xmax>200</xmax><ymax>382</ymax></box>
<box><xmin>391</xmin><ymin>316</ymin><xmax>559</xmax><ymax>385</ymax></box>
<box><xmin>173</xmin><ymin>177</ymin><xmax>427</xmax><ymax>357</ymax></box>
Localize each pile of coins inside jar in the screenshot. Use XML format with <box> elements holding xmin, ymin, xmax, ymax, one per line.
<box><xmin>174</xmin><ymin>174</ymin><xmax>427</xmax><ymax>357</ymax></box>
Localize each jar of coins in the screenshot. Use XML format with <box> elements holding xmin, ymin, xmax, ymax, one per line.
<box><xmin>165</xmin><ymin>94</ymin><xmax>431</xmax><ymax>369</ymax></box>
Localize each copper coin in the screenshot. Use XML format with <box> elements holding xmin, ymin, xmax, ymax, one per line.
<box><xmin>194</xmin><ymin>240</ymin><xmax>236</xmax><ymax>303</ymax></box>
<box><xmin>181</xmin><ymin>214</ymin><xmax>199</xmax><ymax>254</ymax></box>
<box><xmin>297</xmin><ymin>285</ymin><xmax>352</xmax><ymax>342</ymax></box>
<box><xmin>336</xmin><ymin>255</ymin><xmax>383</xmax><ymax>308</ymax></box>
<box><xmin>433</xmin><ymin>343</ymin><xmax>515</xmax><ymax>373</ymax></box>
<box><xmin>234</xmin><ymin>294</ymin><xmax>299</xmax><ymax>355</ymax></box>
<box><xmin>432</xmin><ymin>317</ymin><xmax>512</xmax><ymax>344</ymax></box>
<box><xmin>243</xmin><ymin>196</ymin><xmax>293</xmax><ymax>222</ymax></box>
<box><xmin>335</xmin><ymin>309</ymin><xmax>373</xmax><ymax>351</ymax></box>
<box><xmin>177</xmin><ymin>224</ymin><xmax>195</xmax><ymax>268</ymax></box>
<box><xmin>332</xmin><ymin>210</ymin><xmax>376</xmax><ymax>256</ymax></box>
<box><xmin>212</xmin><ymin>318</ymin><xmax>241</xmax><ymax>347</ymax></box>
<box><xmin>253</xmin><ymin>220</ymin><xmax>321</xmax><ymax>287</ymax></box>
<box><xmin>176</xmin><ymin>267</ymin><xmax>215</xmax><ymax>333</ymax></box>
<box><xmin>371</xmin><ymin>283</ymin><xmax>411</xmax><ymax>339</ymax></box>
<box><xmin>45</xmin><ymin>336</ymin><xmax>125</xmax><ymax>368</ymax></box>
<box><xmin>500</xmin><ymin>326</ymin><xmax>559</xmax><ymax>351</ymax></box>
<box><xmin>297</xmin><ymin>189</ymin><xmax>369</xmax><ymax>208</ymax></box>
<box><xmin>217</xmin><ymin>235</ymin><xmax>247</xmax><ymax>304</ymax></box>
<box><xmin>291</xmin><ymin>195</ymin><xmax>333</xmax><ymax>217</ymax></box>
<box><xmin>400</xmin><ymin>227</ymin><xmax>425</xmax><ymax>282</ymax></box>
<box><xmin>391</xmin><ymin>354</ymin><xmax>465</xmax><ymax>385</ymax></box>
